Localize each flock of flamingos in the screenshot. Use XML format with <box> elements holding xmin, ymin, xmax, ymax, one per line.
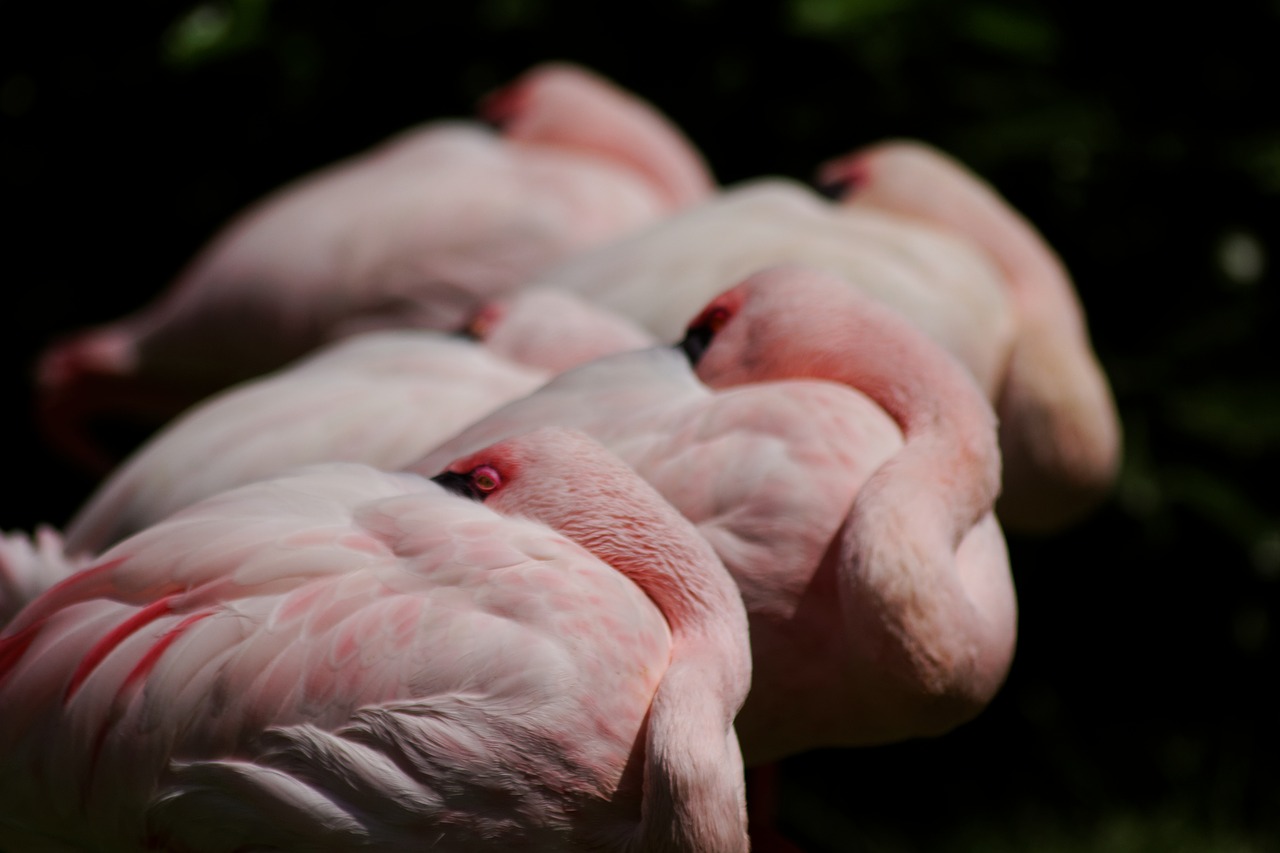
<box><xmin>0</xmin><ymin>63</ymin><xmax>1121</xmax><ymax>850</ymax></box>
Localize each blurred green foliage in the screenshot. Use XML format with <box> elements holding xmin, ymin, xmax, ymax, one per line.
<box><xmin>161</xmin><ymin>0</ymin><xmax>271</xmax><ymax>68</ymax></box>
<box><xmin>2</xmin><ymin>0</ymin><xmax>1277</xmax><ymax>850</ymax></box>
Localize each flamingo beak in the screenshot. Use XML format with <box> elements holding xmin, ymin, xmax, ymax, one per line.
<box><xmin>676</xmin><ymin>323</ymin><xmax>713</xmax><ymax>366</ymax></box>
<box><xmin>432</xmin><ymin>470</ymin><xmax>486</xmax><ymax>501</ymax></box>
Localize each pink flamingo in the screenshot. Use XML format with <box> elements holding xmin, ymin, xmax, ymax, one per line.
<box><xmin>818</xmin><ymin>140</ymin><xmax>1120</xmax><ymax>531</ymax></box>
<box><xmin>530</xmin><ymin>139</ymin><xmax>1119</xmax><ymax>531</ymax></box>
<box><xmin>62</xmin><ymin>289</ymin><xmax>655</xmax><ymax>556</ymax></box>
<box><xmin>0</xmin><ymin>428</ymin><xmax>750</xmax><ymax>851</ymax></box>
<box><xmin>36</xmin><ymin>62</ymin><xmax>712</xmax><ymax>472</ymax></box>
<box><xmin>419</xmin><ymin>265</ymin><xmax>1018</xmax><ymax>764</ymax></box>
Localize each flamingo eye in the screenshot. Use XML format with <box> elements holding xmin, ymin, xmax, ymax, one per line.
<box><xmin>701</xmin><ymin>306</ymin><xmax>732</xmax><ymax>333</ymax></box>
<box><xmin>464</xmin><ymin>304</ymin><xmax>502</xmax><ymax>342</ymax></box>
<box><xmin>471</xmin><ymin>465</ymin><xmax>502</xmax><ymax>493</ymax></box>
<box><xmin>705</xmin><ymin>306</ymin><xmax>729</xmax><ymax>333</ymax></box>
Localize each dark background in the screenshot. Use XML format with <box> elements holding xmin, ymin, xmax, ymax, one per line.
<box><xmin>3</xmin><ymin>2</ymin><xmax>1277</xmax><ymax>850</ymax></box>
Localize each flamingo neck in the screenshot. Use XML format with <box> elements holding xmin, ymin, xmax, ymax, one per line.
<box><xmin>557</xmin><ymin>502</ymin><xmax>741</xmax><ymax>642</ymax></box>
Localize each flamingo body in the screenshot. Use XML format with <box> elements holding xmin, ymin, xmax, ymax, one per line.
<box><xmin>533</xmin><ymin>178</ymin><xmax>1016</xmax><ymax>400</ymax></box>
<box><xmin>533</xmin><ymin>140</ymin><xmax>1119</xmax><ymax>530</ymax></box>
<box><xmin>63</xmin><ymin>291</ymin><xmax>656</xmax><ymax>556</ymax></box>
<box><xmin>417</xmin><ymin>266</ymin><xmax>1017</xmax><ymax>763</ymax></box>
<box><xmin>35</xmin><ymin>63</ymin><xmax>711</xmax><ymax>471</ymax></box>
<box><xmin>821</xmin><ymin>140</ymin><xmax>1121</xmax><ymax>530</ymax></box>
<box><xmin>0</xmin><ymin>430</ymin><xmax>750</xmax><ymax>851</ymax></box>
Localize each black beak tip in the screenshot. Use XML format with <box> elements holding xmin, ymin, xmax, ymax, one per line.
<box><xmin>432</xmin><ymin>470</ymin><xmax>484</xmax><ymax>501</ymax></box>
<box><xmin>677</xmin><ymin>326</ymin><xmax>711</xmax><ymax>366</ymax></box>
<box><xmin>814</xmin><ymin>177</ymin><xmax>852</xmax><ymax>201</ymax></box>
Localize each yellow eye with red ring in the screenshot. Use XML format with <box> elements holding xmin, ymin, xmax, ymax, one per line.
<box><xmin>471</xmin><ymin>465</ymin><xmax>501</xmax><ymax>493</ymax></box>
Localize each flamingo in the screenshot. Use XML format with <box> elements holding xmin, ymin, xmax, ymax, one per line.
<box><xmin>818</xmin><ymin>140</ymin><xmax>1120</xmax><ymax>531</ymax></box>
<box><xmin>35</xmin><ymin>62</ymin><xmax>712</xmax><ymax>472</ymax></box>
<box><xmin>62</xmin><ymin>289</ymin><xmax>656</xmax><ymax>556</ymax></box>
<box><xmin>0</xmin><ymin>428</ymin><xmax>751</xmax><ymax>852</ymax></box>
<box><xmin>529</xmin><ymin>139</ymin><xmax>1119</xmax><ymax>531</ymax></box>
<box><xmin>418</xmin><ymin>265</ymin><xmax>1018</xmax><ymax>764</ymax></box>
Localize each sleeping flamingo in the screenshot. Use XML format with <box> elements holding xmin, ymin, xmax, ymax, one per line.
<box><xmin>0</xmin><ymin>428</ymin><xmax>750</xmax><ymax>852</ymax></box>
<box><xmin>818</xmin><ymin>140</ymin><xmax>1120</xmax><ymax>531</ymax></box>
<box><xmin>36</xmin><ymin>61</ymin><xmax>712</xmax><ymax>472</ymax></box>
<box><xmin>62</xmin><ymin>288</ymin><xmax>655</xmax><ymax>556</ymax></box>
<box><xmin>529</xmin><ymin>139</ymin><xmax>1119</xmax><ymax>531</ymax></box>
<box><xmin>419</xmin><ymin>265</ymin><xmax>1017</xmax><ymax>763</ymax></box>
